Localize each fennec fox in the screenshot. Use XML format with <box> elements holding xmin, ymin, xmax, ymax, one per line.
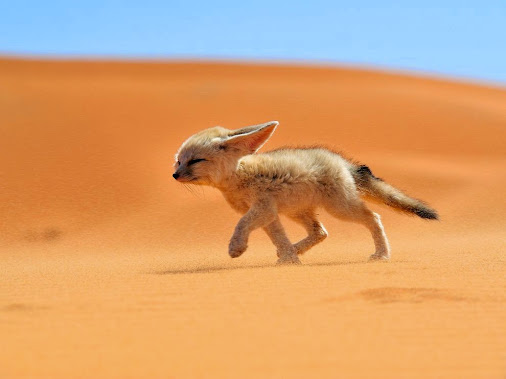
<box><xmin>173</xmin><ymin>121</ymin><xmax>438</xmax><ymax>264</ymax></box>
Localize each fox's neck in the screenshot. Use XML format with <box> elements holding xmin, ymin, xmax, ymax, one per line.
<box><xmin>211</xmin><ymin>155</ymin><xmax>244</xmax><ymax>191</ymax></box>
<box><xmin>213</xmin><ymin>168</ymin><xmax>240</xmax><ymax>192</ymax></box>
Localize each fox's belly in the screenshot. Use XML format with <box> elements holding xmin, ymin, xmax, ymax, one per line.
<box><xmin>275</xmin><ymin>192</ymin><xmax>323</xmax><ymax>215</ymax></box>
<box><xmin>221</xmin><ymin>172</ymin><xmax>356</xmax><ymax>216</ymax></box>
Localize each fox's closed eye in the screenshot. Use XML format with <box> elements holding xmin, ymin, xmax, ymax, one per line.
<box><xmin>188</xmin><ymin>158</ymin><xmax>207</xmax><ymax>166</ymax></box>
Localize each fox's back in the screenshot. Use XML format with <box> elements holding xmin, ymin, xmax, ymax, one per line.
<box><xmin>239</xmin><ymin>147</ymin><xmax>353</xmax><ymax>183</ymax></box>
<box><xmin>230</xmin><ymin>147</ymin><xmax>358</xmax><ymax>213</ymax></box>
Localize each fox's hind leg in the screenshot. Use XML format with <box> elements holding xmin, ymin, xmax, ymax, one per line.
<box><xmin>363</xmin><ymin>210</ymin><xmax>391</xmax><ymax>261</ymax></box>
<box><xmin>288</xmin><ymin>211</ymin><xmax>328</xmax><ymax>255</ymax></box>
<box><xmin>324</xmin><ymin>200</ymin><xmax>390</xmax><ymax>261</ymax></box>
<box><xmin>263</xmin><ymin>218</ymin><xmax>301</xmax><ymax>265</ymax></box>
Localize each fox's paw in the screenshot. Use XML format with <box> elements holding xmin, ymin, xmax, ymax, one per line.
<box><xmin>228</xmin><ymin>240</ymin><xmax>247</xmax><ymax>258</ymax></box>
<box><xmin>229</xmin><ymin>248</ymin><xmax>246</xmax><ymax>258</ymax></box>
<box><xmin>276</xmin><ymin>254</ymin><xmax>301</xmax><ymax>265</ymax></box>
<box><xmin>292</xmin><ymin>245</ymin><xmax>304</xmax><ymax>256</ymax></box>
<box><xmin>368</xmin><ymin>253</ymin><xmax>390</xmax><ymax>262</ymax></box>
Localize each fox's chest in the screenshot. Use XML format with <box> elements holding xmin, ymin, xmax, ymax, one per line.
<box><xmin>221</xmin><ymin>189</ymin><xmax>251</xmax><ymax>214</ymax></box>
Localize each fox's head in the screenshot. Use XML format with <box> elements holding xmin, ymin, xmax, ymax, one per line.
<box><xmin>173</xmin><ymin>121</ymin><xmax>278</xmax><ymax>186</ymax></box>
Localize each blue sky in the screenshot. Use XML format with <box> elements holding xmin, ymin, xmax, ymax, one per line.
<box><xmin>1</xmin><ymin>1</ymin><xmax>505</xmax><ymax>84</ymax></box>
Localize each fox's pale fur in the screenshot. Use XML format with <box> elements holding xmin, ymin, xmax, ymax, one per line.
<box><xmin>173</xmin><ymin>121</ymin><xmax>438</xmax><ymax>264</ymax></box>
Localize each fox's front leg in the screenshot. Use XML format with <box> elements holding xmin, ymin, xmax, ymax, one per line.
<box><xmin>229</xmin><ymin>200</ymin><xmax>277</xmax><ymax>258</ymax></box>
<box><xmin>263</xmin><ymin>218</ymin><xmax>301</xmax><ymax>265</ymax></box>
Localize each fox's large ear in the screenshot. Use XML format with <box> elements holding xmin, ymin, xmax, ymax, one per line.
<box><xmin>222</xmin><ymin>121</ymin><xmax>278</xmax><ymax>154</ymax></box>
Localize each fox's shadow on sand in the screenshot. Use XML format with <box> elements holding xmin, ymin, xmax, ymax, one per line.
<box><xmin>152</xmin><ymin>259</ymin><xmax>376</xmax><ymax>275</ymax></box>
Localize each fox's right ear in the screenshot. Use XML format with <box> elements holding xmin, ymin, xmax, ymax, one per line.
<box><xmin>221</xmin><ymin>121</ymin><xmax>278</xmax><ymax>154</ymax></box>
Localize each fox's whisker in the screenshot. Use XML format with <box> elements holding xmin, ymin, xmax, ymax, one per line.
<box><xmin>183</xmin><ymin>183</ymin><xmax>196</xmax><ymax>197</ymax></box>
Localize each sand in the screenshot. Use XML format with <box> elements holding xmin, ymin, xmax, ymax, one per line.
<box><xmin>1</xmin><ymin>58</ymin><xmax>505</xmax><ymax>378</ymax></box>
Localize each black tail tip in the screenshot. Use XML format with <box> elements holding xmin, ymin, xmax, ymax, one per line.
<box><xmin>356</xmin><ymin>164</ymin><xmax>382</xmax><ymax>180</ymax></box>
<box><xmin>356</xmin><ymin>165</ymin><xmax>373</xmax><ymax>176</ymax></box>
<box><xmin>415</xmin><ymin>208</ymin><xmax>439</xmax><ymax>220</ymax></box>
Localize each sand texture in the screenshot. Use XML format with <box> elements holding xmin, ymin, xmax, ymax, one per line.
<box><xmin>1</xmin><ymin>58</ymin><xmax>505</xmax><ymax>378</ymax></box>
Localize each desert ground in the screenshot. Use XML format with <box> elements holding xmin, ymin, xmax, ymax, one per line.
<box><xmin>1</xmin><ymin>58</ymin><xmax>505</xmax><ymax>378</ymax></box>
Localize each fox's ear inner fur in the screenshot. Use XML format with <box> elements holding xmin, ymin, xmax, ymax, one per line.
<box><xmin>223</xmin><ymin>121</ymin><xmax>278</xmax><ymax>154</ymax></box>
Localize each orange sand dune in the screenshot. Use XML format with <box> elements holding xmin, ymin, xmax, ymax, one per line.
<box><xmin>1</xmin><ymin>58</ymin><xmax>505</xmax><ymax>378</ymax></box>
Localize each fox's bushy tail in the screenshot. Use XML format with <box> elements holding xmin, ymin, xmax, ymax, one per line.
<box><xmin>352</xmin><ymin>165</ymin><xmax>438</xmax><ymax>220</ymax></box>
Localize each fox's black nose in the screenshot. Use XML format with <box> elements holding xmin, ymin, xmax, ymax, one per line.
<box><xmin>173</xmin><ymin>173</ymin><xmax>180</xmax><ymax>180</ymax></box>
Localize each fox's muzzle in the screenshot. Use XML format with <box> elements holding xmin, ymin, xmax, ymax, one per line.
<box><xmin>172</xmin><ymin>169</ymin><xmax>193</xmax><ymax>182</ymax></box>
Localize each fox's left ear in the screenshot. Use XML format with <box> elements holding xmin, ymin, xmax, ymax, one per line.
<box><xmin>223</xmin><ymin>121</ymin><xmax>278</xmax><ymax>154</ymax></box>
